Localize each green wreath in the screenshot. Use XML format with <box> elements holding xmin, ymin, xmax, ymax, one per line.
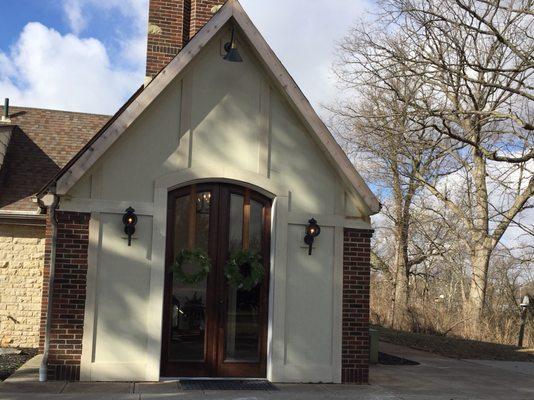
<box><xmin>172</xmin><ymin>249</ymin><xmax>211</xmax><ymax>285</ymax></box>
<box><xmin>224</xmin><ymin>249</ymin><xmax>264</xmax><ymax>291</ymax></box>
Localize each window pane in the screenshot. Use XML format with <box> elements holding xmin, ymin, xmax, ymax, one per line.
<box><xmin>249</xmin><ymin>200</ymin><xmax>263</xmax><ymax>253</ymax></box>
<box><xmin>228</xmin><ymin>194</ymin><xmax>244</xmax><ymax>254</ymax></box>
<box><xmin>173</xmin><ymin>195</ymin><xmax>189</xmax><ymax>255</ymax></box>
<box><xmin>195</xmin><ymin>191</ymin><xmax>211</xmax><ymax>252</ymax></box>
<box><xmin>225</xmin><ymin>286</ymin><xmax>261</xmax><ymax>362</ymax></box>
<box><xmin>225</xmin><ymin>196</ymin><xmax>263</xmax><ymax>362</ymax></box>
<box><xmin>169</xmin><ymin>191</ymin><xmax>211</xmax><ymax>361</ymax></box>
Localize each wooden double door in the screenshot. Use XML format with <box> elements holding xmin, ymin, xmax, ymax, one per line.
<box><xmin>161</xmin><ymin>183</ymin><xmax>271</xmax><ymax>378</ymax></box>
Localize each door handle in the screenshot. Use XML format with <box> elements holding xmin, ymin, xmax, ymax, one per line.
<box><xmin>218</xmin><ymin>299</ymin><xmax>225</xmax><ymax>313</ymax></box>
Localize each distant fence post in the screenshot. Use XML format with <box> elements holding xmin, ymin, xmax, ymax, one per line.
<box><xmin>518</xmin><ymin>295</ymin><xmax>531</xmax><ymax>348</ymax></box>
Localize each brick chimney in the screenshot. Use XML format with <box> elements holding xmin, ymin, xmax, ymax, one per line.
<box><xmin>146</xmin><ymin>0</ymin><xmax>225</xmax><ymax>79</ymax></box>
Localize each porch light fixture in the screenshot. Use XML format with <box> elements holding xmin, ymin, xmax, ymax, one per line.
<box><xmin>224</xmin><ymin>28</ymin><xmax>243</xmax><ymax>62</ymax></box>
<box><xmin>304</xmin><ymin>218</ymin><xmax>321</xmax><ymax>255</ymax></box>
<box><xmin>123</xmin><ymin>207</ymin><xmax>138</xmax><ymax>246</ymax></box>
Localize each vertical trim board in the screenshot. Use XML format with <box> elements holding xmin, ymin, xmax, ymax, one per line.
<box><xmin>80</xmin><ymin>213</ymin><xmax>101</xmax><ymax>380</ymax></box>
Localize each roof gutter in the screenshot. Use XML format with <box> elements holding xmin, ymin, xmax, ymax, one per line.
<box><xmin>0</xmin><ymin>213</ymin><xmax>46</xmax><ymax>227</ymax></box>
<box><xmin>39</xmin><ymin>189</ymin><xmax>60</xmax><ymax>382</ymax></box>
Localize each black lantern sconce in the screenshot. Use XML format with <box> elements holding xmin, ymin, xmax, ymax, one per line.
<box><xmin>304</xmin><ymin>218</ymin><xmax>321</xmax><ymax>255</ymax></box>
<box><xmin>223</xmin><ymin>28</ymin><xmax>243</xmax><ymax>63</ymax></box>
<box><xmin>123</xmin><ymin>207</ymin><xmax>138</xmax><ymax>246</ymax></box>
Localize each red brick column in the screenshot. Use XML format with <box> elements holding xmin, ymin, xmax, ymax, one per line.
<box><xmin>342</xmin><ymin>228</ymin><xmax>373</xmax><ymax>384</ymax></box>
<box><xmin>146</xmin><ymin>0</ymin><xmax>189</xmax><ymax>77</ymax></box>
<box><xmin>190</xmin><ymin>0</ymin><xmax>225</xmax><ymax>37</ymax></box>
<box><xmin>39</xmin><ymin>211</ymin><xmax>90</xmax><ymax>381</ymax></box>
<box><xmin>145</xmin><ymin>0</ymin><xmax>225</xmax><ymax>78</ymax></box>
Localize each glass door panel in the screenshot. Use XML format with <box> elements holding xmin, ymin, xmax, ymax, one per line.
<box><xmin>228</xmin><ymin>194</ymin><xmax>244</xmax><ymax>253</ymax></box>
<box><xmin>169</xmin><ymin>191</ymin><xmax>212</xmax><ymax>362</ymax></box>
<box><xmin>224</xmin><ymin>192</ymin><xmax>264</xmax><ymax>363</ymax></box>
<box><xmin>225</xmin><ymin>286</ymin><xmax>261</xmax><ymax>362</ymax></box>
<box><xmin>249</xmin><ymin>200</ymin><xmax>264</xmax><ymax>252</ymax></box>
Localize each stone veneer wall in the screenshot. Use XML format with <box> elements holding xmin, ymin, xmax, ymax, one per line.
<box><xmin>342</xmin><ymin>228</ymin><xmax>373</xmax><ymax>384</ymax></box>
<box><xmin>39</xmin><ymin>211</ymin><xmax>90</xmax><ymax>381</ymax></box>
<box><xmin>0</xmin><ymin>223</ymin><xmax>45</xmax><ymax>348</ymax></box>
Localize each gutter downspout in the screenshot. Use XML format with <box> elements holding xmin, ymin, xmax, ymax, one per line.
<box><xmin>39</xmin><ymin>190</ymin><xmax>60</xmax><ymax>382</ymax></box>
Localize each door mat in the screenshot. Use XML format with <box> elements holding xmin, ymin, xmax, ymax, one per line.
<box><xmin>378</xmin><ymin>352</ymin><xmax>420</xmax><ymax>365</ymax></box>
<box><xmin>179</xmin><ymin>379</ymin><xmax>278</xmax><ymax>391</ymax></box>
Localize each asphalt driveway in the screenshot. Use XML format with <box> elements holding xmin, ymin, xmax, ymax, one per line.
<box><xmin>371</xmin><ymin>342</ymin><xmax>534</xmax><ymax>400</ymax></box>
<box><xmin>0</xmin><ymin>342</ymin><xmax>533</xmax><ymax>399</ymax></box>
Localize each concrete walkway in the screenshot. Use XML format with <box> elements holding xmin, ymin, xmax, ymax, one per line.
<box><xmin>1</xmin><ymin>343</ymin><xmax>533</xmax><ymax>399</ymax></box>
<box><xmin>372</xmin><ymin>342</ymin><xmax>534</xmax><ymax>400</ymax></box>
<box><xmin>4</xmin><ymin>353</ymin><xmax>43</xmax><ymax>383</ymax></box>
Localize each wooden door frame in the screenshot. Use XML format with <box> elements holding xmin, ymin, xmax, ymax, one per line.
<box><xmin>160</xmin><ymin>183</ymin><xmax>271</xmax><ymax>378</ymax></box>
<box><xmin>160</xmin><ymin>183</ymin><xmax>221</xmax><ymax>377</ymax></box>
<box><xmin>214</xmin><ymin>184</ymin><xmax>271</xmax><ymax>378</ymax></box>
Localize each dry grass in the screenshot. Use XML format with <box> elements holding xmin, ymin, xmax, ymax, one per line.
<box><xmin>371</xmin><ymin>275</ymin><xmax>534</xmax><ymax>349</ymax></box>
<box><xmin>376</xmin><ymin>325</ymin><xmax>534</xmax><ymax>362</ymax></box>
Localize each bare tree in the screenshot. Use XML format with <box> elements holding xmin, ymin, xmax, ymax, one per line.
<box><xmin>335</xmin><ymin>0</ymin><xmax>533</xmax><ymax>329</ymax></box>
<box><xmin>330</xmin><ymin>64</ymin><xmax>449</xmax><ymax>328</ymax></box>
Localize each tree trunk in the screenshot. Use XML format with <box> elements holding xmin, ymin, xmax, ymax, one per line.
<box><xmin>468</xmin><ymin>244</ymin><xmax>492</xmax><ymax>331</ymax></box>
<box><xmin>391</xmin><ymin>223</ymin><xmax>410</xmax><ymax>330</ymax></box>
<box><xmin>389</xmin><ymin>156</ymin><xmax>415</xmax><ymax>331</ymax></box>
<box><xmin>467</xmin><ymin>146</ymin><xmax>491</xmax><ymax>331</ymax></box>
<box><xmin>392</xmin><ymin>259</ymin><xmax>409</xmax><ymax>330</ymax></box>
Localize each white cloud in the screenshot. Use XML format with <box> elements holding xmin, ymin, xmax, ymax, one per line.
<box><xmin>60</xmin><ymin>0</ymin><xmax>149</xmax><ymax>70</ymax></box>
<box><xmin>0</xmin><ymin>23</ymin><xmax>139</xmax><ymax>114</ymax></box>
<box><xmin>0</xmin><ymin>0</ymin><xmax>373</xmax><ymax>115</ymax></box>
<box><xmin>63</xmin><ymin>0</ymin><xmax>87</xmax><ymax>35</ymax></box>
<box><xmin>62</xmin><ymin>0</ymin><xmax>148</xmax><ymax>35</ymax></box>
<box><xmin>0</xmin><ymin>1</ymin><xmax>150</xmax><ymax>114</ymax></box>
<box><xmin>0</xmin><ymin>53</ymin><xmax>16</xmax><ymax>77</ymax></box>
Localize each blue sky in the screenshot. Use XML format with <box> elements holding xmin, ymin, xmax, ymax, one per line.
<box><xmin>0</xmin><ymin>1</ymin><xmax>144</xmax><ymax>68</ymax></box>
<box><xmin>0</xmin><ymin>2</ymin><xmax>64</xmax><ymax>48</ymax></box>
<box><xmin>0</xmin><ymin>0</ymin><xmax>375</xmax><ymax>115</ymax></box>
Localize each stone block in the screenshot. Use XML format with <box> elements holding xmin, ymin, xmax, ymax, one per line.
<box><xmin>0</xmin><ymin>224</ymin><xmax>46</xmax><ymax>348</ymax></box>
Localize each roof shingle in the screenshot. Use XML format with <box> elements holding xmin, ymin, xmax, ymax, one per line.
<box><xmin>0</xmin><ymin>106</ymin><xmax>109</xmax><ymax>213</ymax></box>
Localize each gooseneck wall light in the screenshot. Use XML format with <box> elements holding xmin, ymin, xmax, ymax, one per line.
<box><xmin>123</xmin><ymin>207</ymin><xmax>138</xmax><ymax>246</ymax></box>
<box><xmin>304</xmin><ymin>218</ymin><xmax>321</xmax><ymax>255</ymax></box>
<box><xmin>224</xmin><ymin>28</ymin><xmax>243</xmax><ymax>63</ymax></box>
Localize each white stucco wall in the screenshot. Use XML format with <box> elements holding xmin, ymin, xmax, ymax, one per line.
<box><xmin>63</xmin><ymin>24</ymin><xmax>371</xmax><ymax>382</ymax></box>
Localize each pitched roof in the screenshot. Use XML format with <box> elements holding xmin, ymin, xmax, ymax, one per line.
<box><xmin>40</xmin><ymin>0</ymin><xmax>381</xmax><ymax>214</ymax></box>
<box><xmin>0</xmin><ymin>106</ymin><xmax>109</xmax><ymax>214</ymax></box>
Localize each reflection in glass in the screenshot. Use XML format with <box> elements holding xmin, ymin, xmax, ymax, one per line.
<box><xmin>173</xmin><ymin>196</ymin><xmax>189</xmax><ymax>256</ymax></box>
<box><xmin>196</xmin><ymin>192</ymin><xmax>211</xmax><ymax>215</ymax></box>
<box><xmin>225</xmin><ymin>196</ymin><xmax>264</xmax><ymax>362</ymax></box>
<box><xmin>170</xmin><ymin>191</ymin><xmax>211</xmax><ymax>361</ymax></box>
<box><xmin>249</xmin><ymin>200</ymin><xmax>263</xmax><ymax>253</ymax></box>
<box><xmin>225</xmin><ymin>286</ymin><xmax>261</xmax><ymax>361</ymax></box>
<box><xmin>195</xmin><ymin>192</ymin><xmax>211</xmax><ymax>252</ymax></box>
<box><xmin>229</xmin><ymin>194</ymin><xmax>244</xmax><ymax>253</ymax></box>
